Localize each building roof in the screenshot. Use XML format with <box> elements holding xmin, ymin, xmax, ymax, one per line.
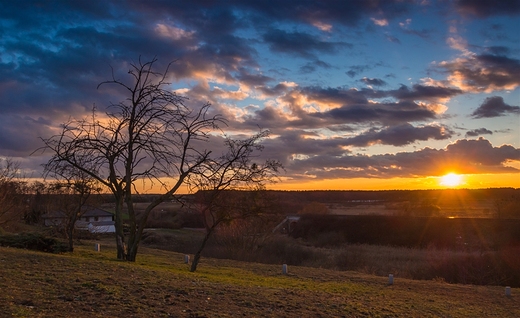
<box><xmin>42</xmin><ymin>206</ymin><xmax>114</xmax><ymax>218</ymax></box>
<box><xmin>81</xmin><ymin>206</ymin><xmax>114</xmax><ymax>218</ymax></box>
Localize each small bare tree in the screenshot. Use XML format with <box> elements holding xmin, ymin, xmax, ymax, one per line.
<box><xmin>189</xmin><ymin>189</ymin><xmax>276</xmax><ymax>272</ymax></box>
<box><xmin>0</xmin><ymin>158</ymin><xmax>25</xmax><ymax>227</ymax></box>
<box><xmin>40</xmin><ymin>57</ymin><xmax>281</xmax><ymax>261</ymax></box>
<box><xmin>186</xmin><ymin>134</ymin><xmax>281</xmax><ymax>271</ymax></box>
<box><xmin>213</xmin><ymin>213</ymin><xmax>277</xmax><ymax>260</ymax></box>
<box><xmin>43</xmin><ymin>160</ymin><xmax>102</xmax><ymax>251</ymax></box>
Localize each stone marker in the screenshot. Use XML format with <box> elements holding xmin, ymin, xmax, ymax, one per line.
<box><xmin>94</xmin><ymin>243</ymin><xmax>100</xmax><ymax>252</ymax></box>
<box><xmin>506</xmin><ymin>286</ymin><xmax>511</xmax><ymax>297</ymax></box>
<box><xmin>282</xmin><ymin>264</ymin><xmax>288</xmax><ymax>275</ymax></box>
<box><xmin>184</xmin><ymin>255</ymin><xmax>190</xmax><ymax>264</ymax></box>
<box><xmin>388</xmin><ymin>274</ymin><xmax>394</xmax><ymax>285</ymax></box>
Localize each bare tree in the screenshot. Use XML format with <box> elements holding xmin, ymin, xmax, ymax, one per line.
<box><xmin>0</xmin><ymin>158</ymin><xmax>25</xmax><ymax>227</ymax></box>
<box><xmin>43</xmin><ymin>161</ymin><xmax>102</xmax><ymax>251</ymax></box>
<box><xmin>186</xmin><ymin>133</ymin><xmax>281</xmax><ymax>271</ymax></box>
<box><xmin>39</xmin><ymin>57</ymin><xmax>280</xmax><ymax>261</ymax></box>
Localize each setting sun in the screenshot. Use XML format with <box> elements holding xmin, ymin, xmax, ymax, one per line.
<box><xmin>440</xmin><ymin>173</ymin><xmax>463</xmax><ymax>187</ymax></box>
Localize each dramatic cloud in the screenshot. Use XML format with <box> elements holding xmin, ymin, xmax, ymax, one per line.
<box><xmin>263</xmin><ymin>29</ymin><xmax>350</xmax><ymax>57</ymax></box>
<box><xmin>232</xmin><ymin>0</ymin><xmax>412</xmax><ymax>27</ymax></box>
<box><xmin>299</xmin><ymin>60</ymin><xmax>332</xmax><ymax>74</ymax></box>
<box><xmin>360</xmin><ymin>77</ymin><xmax>387</xmax><ymax>87</ymax></box>
<box><xmin>0</xmin><ymin>1</ymin><xmax>518</xmax><ymax>188</ymax></box>
<box><xmin>315</xmin><ymin>101</ymin><xmax>438</xmax><ymax>125</ymax></box>
<box><xmin>276</xmin><ymin>138</ymin><xmax>520</xmax><ymax>180</ymax></box>
<box><xmin>456</xmin><ymin>0</ymin><xmax>520</xmax><ymax>17</ymax></box>
<box><xmin>471</xmin><ymin>96</ymin><xmax>520</xmax><ymax>118</ymax></box>
<box><xmin>438</xmin><ymin>54</ymin><xmax>520</xmax><ymax>92</ymax></box>
<box><xmin>347</xmin><ymin>65</ymin><xmax>372</xmax><ymax>78</ymax></box>
<box><xmin>342</xmin><ymin>124</ymin><xmax>453</xmax><ymax>147</ymax></box>
<box><xmin>465</xmin><ymin>128</ymin><xmax>493</xmax><ymax>137</ymax></box>
<box><xmin>388</xmin><ymin>84</ymin><xmax>463</xmax><ymax>101</ymax></box>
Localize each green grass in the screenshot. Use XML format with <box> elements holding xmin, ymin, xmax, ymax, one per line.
<box><xmin>1</xmin><ymin>240</ymin><xmax>519</xmax><ymax>317</ymax></box>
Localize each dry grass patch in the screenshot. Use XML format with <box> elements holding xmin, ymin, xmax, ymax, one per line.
<box><xmin>1</xmin><ymin>242</ymin><xmax>519</xmax><ymax>317</ymax></box>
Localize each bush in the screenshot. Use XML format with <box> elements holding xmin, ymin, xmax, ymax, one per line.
<box><xmin>0</xmin><ymin>233</ymin><xmax>68</xmax><ymax>253</ymax></box>
<box><xmin>145</xmin><ymin>209</ymin><xmax>182</xmax><ymax>229</ymax></box>
<box><xmin>141</xmin><ymin>231</ymin><xmax>166</xmax><ymax>245</ymax></box>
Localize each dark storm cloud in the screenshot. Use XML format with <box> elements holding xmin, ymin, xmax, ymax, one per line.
<box><xmin>360</xmin><ymin>77</ymin><xmax>387</xmax><ymax>87</ymax></box>
<box><xmin>263</xmin><ymin>29</ymin><xmax>351</xmax><ymax>57</ymax></box>
<box><xmin>443</xmin><ymin>137</ymin><xmax>520</xmax><ymax>167</ymax></box>
<box><xmin>316</xmin><ymin>102</ymin><xmax>437</xmax><ymax>124</ymax></box>
<box><xmin>299</xmin><ymin>60</ymin><xmax>332</xmax><ymax>73</ymax></box>
<box><xmin>241</xmin><ymin>84</ymin><xmax>449</xmax><ymax>131</ymax></box>
<box><xmin>125</xmin><ymin>1</ymin><xmax>245</xmax><ymax>41</ymax></box>
<box><xmin>0</xmin><ymin>0</ymin><xmax>260</xmax><ymax>116</ymax></box>
<box><xmin>242</xmin><ymin>106</ymin><xmax>289</xmax><ymax>129</ymax></box>
<box><xmin>257</xmin><ymin>83</ymin><xmax>293</xmax><ymax>97</ymax></box>
<box><xmin>465</xmin><ymin>128</ymin><xmax>493</xmax><ymax>137</ymax></box>
<box><xmin>456</xmin><ymin>0</ymin><xmax>520</xmax><ymax>17</ymax></box>
<box><xmin>293</xmin><ymin>84</ymin><xmax>456</xmax><ymax>124</ymax></box>
<box><xmin>346</xmin><ymin>65</ymin><xmax>371</xmax><ymax>78</ymax></box>
<box><xmin>343</xmin><ymin>124</ymin><xmax>453</xmax><ymax>147</ymax></box>
<box><xmin>236</xmin><ymin>70</ymin><xmax>274</xmax><ymax>87</ymax></box>
<box><xmin>471</xmin><ymin>96</ymin><xmax>520</xmax><ymax>118</ymax></box>
<box><xmin>240</xmin><ymin>104</ymin><xmax>325</xmax><ymax>132</ymax></box>
<box><xmin>240</xmin><ymin>89</ymin><xmax>441</xmax><ymax>133</ymax></box>
<box><xmin>301</xmin><ymin>86</ymin><xmax>368</xmax><ymax>105</ymax></box>
<box><xmin>388</xmin><ymin>84</ymin><xmax>463</xmax><ymax>101</ymax></box>
<box><xmin>484</xmin><ymin>46</ymin><xmax>511</xmax><ymax>56</ymax></box>
<box><xmin>0</xmin><ymin>115</ymin><xmax>52</xmax><ymax>156</ymax></box>
<box><xmin>232</xmin><ymin>0</ymin><xmax>412</xmax><ymax>27</ymax></box>
<box><xmin>439</xmin><ymin>53</ymin><xmax>520</xmax><ymax>92</ymax></box>
<box><xmin>277</xmin><ymin>137</ymin><xmax>520</xmax><ymax>180</ymax></box>
<box><xmin>1</xmin><ymin>0</ymin><xmax>519</xmax><ymax>185</ymax></box>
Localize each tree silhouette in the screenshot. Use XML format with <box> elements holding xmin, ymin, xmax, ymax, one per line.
<box><xmin>40</xmin><ymin>57</ymin><xmax>280</xmax><ymax>261</ymax></box>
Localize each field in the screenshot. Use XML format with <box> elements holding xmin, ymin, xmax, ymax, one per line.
<box><xmin>327</xmin><ymin>200</ymin><xmax>495</xmax><ymax>218</ymax></box>
<box><xmin>275</xmin><ymin>189</ymin><xmax>518</xmax><ymax>218</ymax></box>
<box><xmin>1</xmin><ymin>239</ymin><xmax>519</xmax><ymax>317</ymax></box>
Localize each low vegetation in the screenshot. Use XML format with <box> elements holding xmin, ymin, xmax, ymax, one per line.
<box><xmin>2</xmin><ymin>185</ymin><xmax>519</xmax><ymax>315</ymax></box>
<box><xmin>1</xmin><ymin>240</ymin><xmax>518</xmax><ymax>317</ymax></box>
<box><xmin>142</xmin><ymin>228</ymin><xmax>520</xmax><ymax>287</ymax></box>
<box><xmin>0</xmin><ymin>232</ymin><xmax>68</xmax><ymax>253</ymax></box>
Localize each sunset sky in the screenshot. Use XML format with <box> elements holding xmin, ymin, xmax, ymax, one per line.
<box><xmin>1</xmin><ymin>0</ymin><xmax>519</xmax><ymax>191</ymax></box>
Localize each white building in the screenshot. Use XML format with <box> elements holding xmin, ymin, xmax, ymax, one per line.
<box><xmin>42</xmin><ymin>206</ymin><xmax>116</xmax><ymax>233</ymax></box>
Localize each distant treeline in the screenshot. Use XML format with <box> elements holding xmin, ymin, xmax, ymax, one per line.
<box><xmin>82</xmin><ymin>188</ymin><xmax>520</xmax><ymax>204</ymax></box>
<box><xmin>269</xmin><ymin>188</ymin><xmax>519</xmax><ymax>203</ymax></box>
<box><xmin>291</xmin><ymin>215</ymin><xmax>520</xmax><ymax>250</ymax></box>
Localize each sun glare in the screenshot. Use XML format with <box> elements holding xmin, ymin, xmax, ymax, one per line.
<box><xmin>440</xmin><ymin>173</ymin><xmax>463</xmax><ymax>187</ymax></box>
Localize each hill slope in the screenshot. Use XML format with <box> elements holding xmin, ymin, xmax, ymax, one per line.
<box><xmin>0</xmin><ymin>242</ymin><xmax>518</xmax><ymax>317</ymax></box>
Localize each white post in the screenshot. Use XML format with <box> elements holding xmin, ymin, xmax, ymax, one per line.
<box><xmin>505</xmin><ymin>286</ymin><xmax>511</xmax><ymax>297</ymax></box>
<box><xmin>388</xmin><ymin>274</ymin><xmax>394</xmax><ymax>285</ymax></box>
<box><xmin>282</xmin><ymin>264</ymin><xmax>288</xmax><ymax>275</ymax></box>
<box><xmin>184</xmin><ymin>255</ymin><xmax>190</xmax><ymax>264</ymax></box>
<box><xmin>94</xmin><ymin>243</ymin><xmax>100</xmax><ymax>252</ymax></box>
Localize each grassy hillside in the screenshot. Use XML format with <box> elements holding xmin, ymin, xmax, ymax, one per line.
<box><xmin>1</xmin><ymin>240</ymin><xmax>518</xmax><ymax>317</ymax></box>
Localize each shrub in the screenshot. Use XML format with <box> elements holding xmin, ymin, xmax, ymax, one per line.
<box><xmin>0</xmin><ymin>233</ymin><xmax>68</xmax><ymax>253</ymax></box>
<box><xmin>141</xmin><ymin>231</ymin><xmax>166</xmax><ymax>245</ymax></box>
<box><xmin>145</xmin><ymin>209</ymin><xmax>182</xmax><ymax>229</ymax></box>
